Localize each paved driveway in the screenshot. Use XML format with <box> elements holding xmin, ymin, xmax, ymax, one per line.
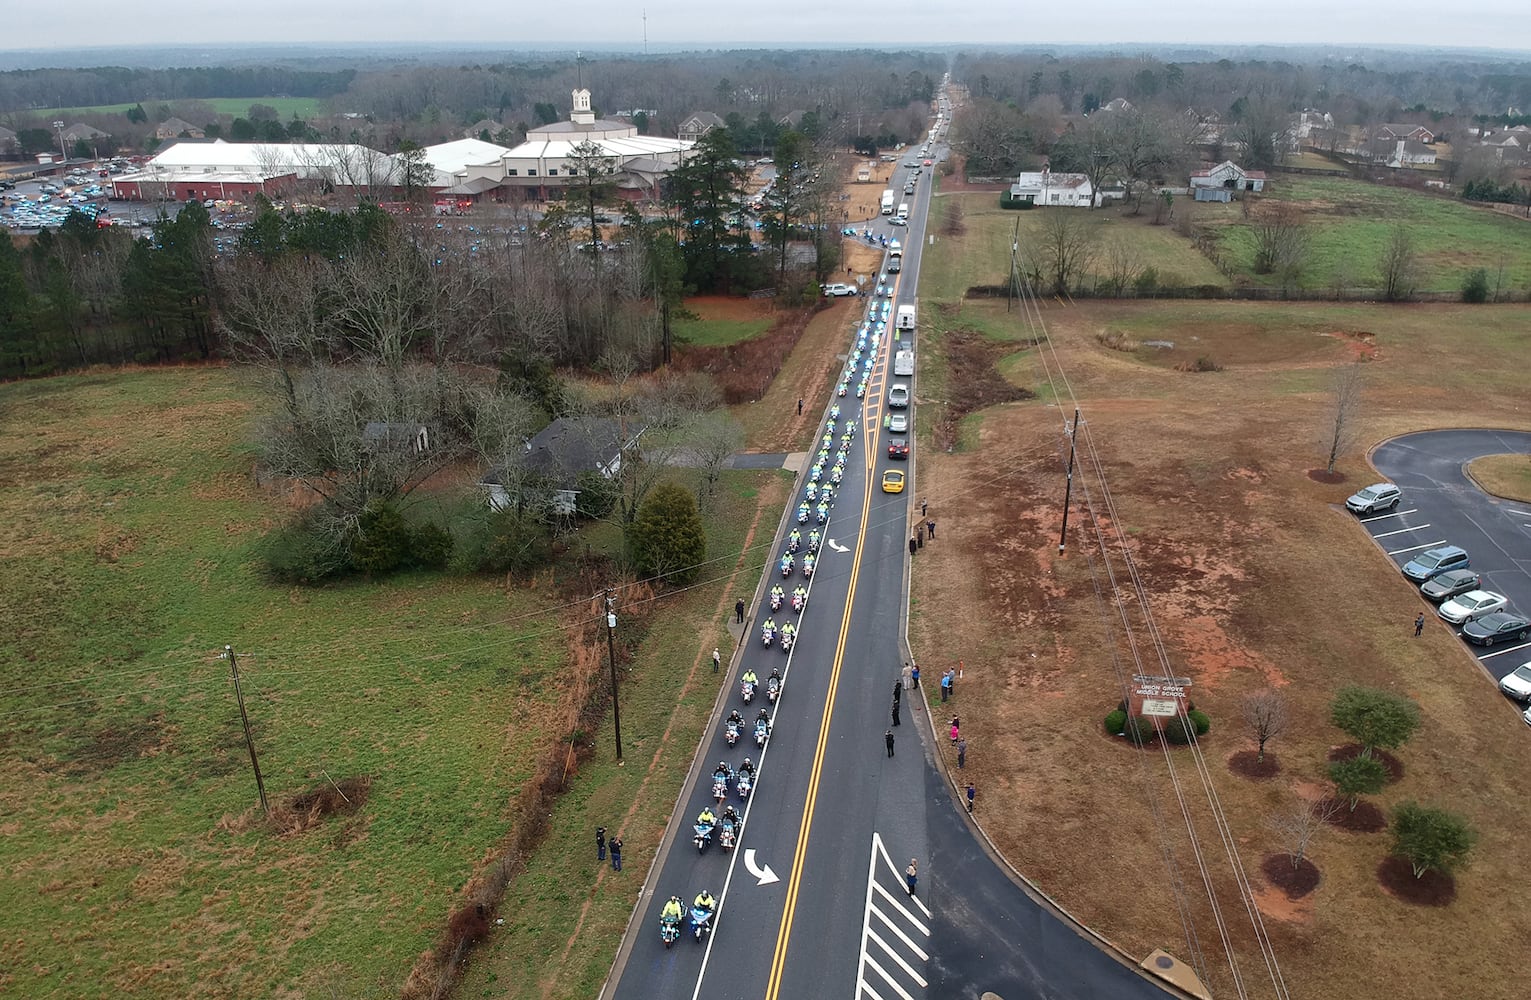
<box><xmin>1368</xmin><ymin>429</ymin><xmax>1531</xmax><ymax>679</ymax></box>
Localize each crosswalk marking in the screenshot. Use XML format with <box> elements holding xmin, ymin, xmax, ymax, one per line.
<box><xmin>856</xmin><ymin>833</ymin><xmax>931</xmax><ymax>1000</ymax></box>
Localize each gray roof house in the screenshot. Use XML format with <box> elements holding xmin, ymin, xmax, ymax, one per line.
<box><xmin>481</xmin><ymin>417</ymin><xmax>645</xmax><ymax>515</ymax></box>
<box><xmin>678</xmin><ymin>111</ymin><xmax>725</xmax><ymax>143</ymax></box>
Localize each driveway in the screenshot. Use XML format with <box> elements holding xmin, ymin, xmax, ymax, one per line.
<box><xmin>1368</xmin><ymin>429</ymin><xmax>1531</xmax><ymax>678</ymax></box>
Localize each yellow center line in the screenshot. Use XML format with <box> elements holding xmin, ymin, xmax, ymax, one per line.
<box><xmin>763</xmin><ymin>312</ymin><xmax>889</xmax><ymax>1000</ymax></box>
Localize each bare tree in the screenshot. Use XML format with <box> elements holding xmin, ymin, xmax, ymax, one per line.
<box><xmin>1267</xmin><ymin>794</ymin><xmax>1341</xmax><ymax>868</ymax></box>
<box><xmin>691</xmin><ymin>410</ymin><xmax>746</xmax><ymax>497</ymax></box>
<box><xmin>1323</xmin><ymin>362</ymin><xmax>1364</xmax><ymax>474</ymax></box>
<box><xmin>1032</xmin><ymin>210</ymin><xmax>1097</xmax><ymax>296</ymax></box>
<box><xmin>1242</xmin><ymin>690</ymin><xmax>1289</xmax><ymax>763</ymax></box>
<box><xmin>1100</xmin><ymin>237</ymin><xmax>1140</xmax><ymax>297</ymax></box>
<box><xmin>1378</xmin><ymin>224</ymin><xmax>1419</xmax><ymax>302</ymax></box>
<box><xmin>1249</xmin><ymin>202</ymin><xmax>1312</xmax><ymax>295</ymax></box>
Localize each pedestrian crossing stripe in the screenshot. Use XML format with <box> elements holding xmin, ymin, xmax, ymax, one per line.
<box><xmin>856</xmin><ymin>832</ymin><xmax>931</xmax><ymax>1000</ymax></box>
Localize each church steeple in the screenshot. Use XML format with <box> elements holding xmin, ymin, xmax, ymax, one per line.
<box><xmin>571</xmin><ymin>89</ymin><xmax>595</xmax><ymax>126</ymax></box>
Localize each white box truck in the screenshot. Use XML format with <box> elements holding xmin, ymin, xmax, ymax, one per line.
<box><xmin>880</xmin><ymin>189</ymin><xmax>895</xmax><ymax>215</ymax></box>
<box><xmin>896</xmin><ymin>304</ymin><xmax>916</xmax><ymax>331</ymax></box>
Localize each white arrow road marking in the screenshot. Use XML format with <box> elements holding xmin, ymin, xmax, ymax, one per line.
<box><xmin>744</xmin><ymin>848</ymin><xmax>780</xmax><ymax>886</ymax></box>
<box><xmin>827</xmin><ymin>538</ymin><xmax>850</xmax><ymax>553</ymax></box>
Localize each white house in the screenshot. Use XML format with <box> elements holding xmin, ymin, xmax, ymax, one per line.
<box><xmin>1362</xmin><ymin>138</ymin><xmax>1437</xmax><ymax>168</ymax></box>
<box><xmin>1377</xmin><ymin>123</ymin><xmax>1435</xmax><ymax>144</ymax></box>
<box><xmin>1189</xmin><ymin>160</ymin><xmax>1267</xmax><ymax>200</ymax></box>
<box><xmin>481</xmin><ymin>417</ymin><xmax>644</xmax><ymax>516</ymax></box>
<box><xmin>1010</xmin><ymin>169</ymin><xmax>1095</xmax><ymax>207</ymax></box>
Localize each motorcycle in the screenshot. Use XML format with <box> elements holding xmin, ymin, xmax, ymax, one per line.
<box><xmin>690</xmin><ymin>904</ymin><xmax>714</xmax><ymax>941</ymax></box>
<box><xmin>805</xmin><ymin>482</ymin><xmax>818</xmax><ymax>502</ymax></box>
<box><xmin>808</xmin><ymin>532</ymin><xmax>820</xmax><ymax>553</ymax></box>
<box><xmin>787</xmin><ymin>531</ymin><xmax>801</xmax><ymax>553</ymax></box>
<box><xmin>736</xmin><ymin>771</ymin><xmax>753</xmax><ymax>800</ymax></box>
<box><xmin>837</xmin><ymin>383</ymin><xmax>847</xmax><ymax>397</ymax></box>
<box><xmin>741</xmin><ymin>679</ymin><xmax>756</xmax><ymax>703</ymax></box>
<box><xmin>792</xmin><ymin>590</ymin><xmax>806</xmax><ymax>614</ymax></box>
<box><xmin>720</xmin><ymin>816</ymin><xmax>737</xmax><ymax>850</ymax></box>
<box><xmin>660</xmin><ymin>909</ymin><xmax>682</xmax><ymax>948</ymax></box>
<box><xmin>830</xmin><ymin>405</ymin><xmax>841</xmax><ymax>420</ymax></box>
<box><xmin>760</xmin><ymin>625</ymin><xmax>774</xmax><ymax>647</ymax></box>
<box><xmin>724</xmin><ymin>720</ymin><xmax>741</xmax><ymax>746</ymax></box>
<box><xmin>769</xmin><ymin>588</ymin><xmax>783</xmax><ymax>612</ymax></box>
<box><xmin>780</xmin><ymin>554</ymin><xmax>794</xmax><ymax>577</ymax></box>
<box><xmin>803</xmin><ymin>556</ymin><xmax>816</xmax><ymax>579</ymax></box>
<box><xmin>767</xmin><ymin>676</ymin><xmax>781</xmax><ymax>702</ymax></box>
<box><xmin>712</xmin><ymin>776</ymin><xmax>728</xmax><ymax>802</ymax></box>
<box><xmin>780</xmin><ymin>630</ymin><xmax>794</xmax><ymax>653</ymax></box>
<box><xmin>693</xmin><ymin>820</ymin><xmax>714</xmax><ymax>853</ymax></box>
<box><xmin>815</xmin><ymin>503</ymin><xmax>828</xmax><ymax>524</ymax></box>
<box><xmin>754</xmin><ymin>717</ymin><xmax>770</xmax><ymax>748</ymax></box>
<box><xmin>796</xmin><ymin>504</ymin><xmax>809</xmax><ymax>524</ymax></box>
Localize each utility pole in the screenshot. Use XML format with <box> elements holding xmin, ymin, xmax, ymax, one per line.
<box><xmin>224</xmin><ymin>645</ymin><xmax>269</xmax><ymax>815</ymax></box>
<box><xmin>604</xmin><ymin>590</ymin><xmax>624</xmax><ymax>763</ymax></box>
<box><xmin>1006</xmin><ymin>217</ymin><xmax>1021</xmax><ymax>312</ymax></box>
<box><xmin>1059</xmin><ymin>408</ymin><xmax>1079</xmax><ymax>556</ymax></box>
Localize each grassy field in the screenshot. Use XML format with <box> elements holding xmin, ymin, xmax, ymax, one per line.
<box><xmin>0</xmin><ymin>368</ymin><xmax>635</xmax><ymax>997</ymax></box>
<box><xmin>673</xmin><ymin>296</ymin><xmax>775</xmax><ymax>348</ymax></box>
<box><xmin>911</xmin><ymin>212</ymin><xmax>1531</xmax><ymax>998</ymax></box>
<box><xmin>1199</xmin><ymin>175</ymin><xmax>1531</xmax><ymax>293</ymax></box>
<box><xmin>29</xmin><ymin>97</ymin><xmax>327</xmax><ymax>120</ymax></box>
<box><xmin>922</xmin><ymin>193</ymin><xmax>1228</xmax><ymax>302</ymax></box>
<box><xmin>1468</xmin><ymin>453</ymin><xmax>1531</xmax><ymax>503</ymax></box>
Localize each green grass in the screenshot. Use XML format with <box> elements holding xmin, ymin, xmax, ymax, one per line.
<box><xmin>1199</xmin><ymin>176</ymin><xmax>1531</xmax><ymax>293</ymax></box>
<box><xmin>454</xmin><ymin>468</ymin><xmax>788</xmax><ymax>1000</ymax></box>
<box><xmin>29</xmin><ymin>97</ymin><xmax>327</xmax><ymax>120</ymax></box>
<box><xmin>920</xmin><ymin>193</ymin><xmax>1227</xmax><ymax>303</ymax></box>
<box><xmin>673</xmin><ymin>314</ymin><xmax>774</xmax><ymax>347</ymax></box>
<box><xmin>0</xmin><ymin>369</ymin><xmax>568</xmax><ymax>997</ymax></box>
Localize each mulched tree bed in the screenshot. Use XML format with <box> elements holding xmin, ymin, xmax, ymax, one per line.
<box><xmin>1319</xmin><ymin>797</ymin><xmax>1387</xmax><ymax>833</ymax></box>
<box><xmin>1261</xmin><ymin>853</ymin><xmax>1321</xmax><ymax>899</ymax></box>
<box><xmin>1308</xmin><ymin>469</ymin><xmax>1347</xmax><ymax>484</ymax></box>
<box><xmin>1376</xmin><ymin>855</ymin><xmax>1457</xmax><ymax>906</ymax></box>
<box><xmin>1328</xmin><ymin>744</ymin><xmax>1405</xmax><ymax>782</ymax></box>
<box><xmin>1229</xmin><ymin>749</ymin><xmax>1281</xmax><ymax>779</ymax></box>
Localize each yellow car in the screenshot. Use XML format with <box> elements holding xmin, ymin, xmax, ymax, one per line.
<box><xmin>881</xmin><ymin>470</ymin><xmax>906</xmax><ymax>494</ymax></box>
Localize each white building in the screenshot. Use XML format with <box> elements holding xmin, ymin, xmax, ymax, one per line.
<box><xmin>458</xmin><ymin>89</ymin><xmax>693</xmax><ymax>202</ymax></box>
<box><xmin>1010</xmin><ymin>169</ymin><xmax>1095</xmax><ymax>207</ymax></box>
<box><xmin>111</xmin><ymin>139</ymin><xmax>398</xmax><ymax>201</ymax></box>
<box><xmin>1189</xmin><ymin>160</ymin><xmax>1267</xmax><ymax>201</ymax></box>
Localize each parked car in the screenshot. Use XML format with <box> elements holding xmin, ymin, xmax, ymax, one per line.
<box><xmin>1462</xmin><ymin>612</ymin><xmax>1531</xmax><ymax>647</ymax></box>
<box><xmin>887</xmin><ymin>384</ymin><xmax>909</xmax><ymax>408</ymax></box>
<box><xmin>1401</xmin><ymin>545</ymin><xmax>1470</xmax><ymax>583</ymax></box>
<box><xmin>887</xmin><ymin>438</ymin><xmax>909</xmax><ymax>460</ymax></box>
<box><xmin>822</xmin><ymin>283</ymin><xmax>858</xmax><ymax>297</ymax></box>
<box><xmin>1420</xmin><ymin>568</ymin><xmax>1481</xmax><ymax>603</ymax></box>
<box><xmin>1498</xmin><ymin>663</ymin><xmax>1531</xmax><ymax>701</ymax></box>
<box><xmin>881</xmin><ymin>469</ymin><xmax>906</xmax><ymax>494</ymax></box>
<box><xmin>887</xmin><ymin>413</ymin><xmax>908</xmax><ymax>433</ymax></box>
<box><xmin>1345</xmin><ymin>482</ymin><xmax>1401</xmax><ymax>515</ymax></box>
<box><xmin>1437</xmin><ymin>590</ymin><xmax>1508</xmax><ymax>625</ymax></box>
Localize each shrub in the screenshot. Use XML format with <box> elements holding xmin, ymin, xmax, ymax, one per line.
<box><xmin>1124</xmin><ymin>715</ymin><xmax>1158</xmax><ymax>746</ymax></box>
<box><xmin>409</xmin><ymin>522</ymin><xmax>454</xmax><ymax>570</ymax></box>
<box><xmin>1162</xmin><ymin>715</ymin><xmax>1195</xmax><ymax>745</ymax></box>
<box><xmin>1391</xmin><ymin>801</ymin><xmax>1476</xmax><ymax>878</ymax></box>
<box><xmin>466</xmin><ymin>507</ymin><xmax>553</xmax><ymax>575</ymax></box>
<box><xmin>574</xmin><ymin>471</ymin><xmax>619</xmax><ymax>520</ymax></box>
<box><xmin>1330</xmin><ymin>754</ymin><xmax>1388</xmax><ymax>809</ymax></box>
<box><xmin>350</xmin><ymin>501</ymin><xmax>412</xmax><ymax>575</ymax></box>
<box><xmin>1330</xmin><ymin>686</ymin><xmax>1420</xmax><ymax>755</ymax></box>
<box><xmin>1133</xmin><ymin>267</ymin><xmax>1159</xmax><ymax>296</ymax></box>
<box><xmin>261</xmin><ymin>517</ymin><xmax>352</xmax><ymax>584</ymax></box>
<box><xmin>1461</xmin><ymin>268</ymin><xmax>1490</xmax><ymax>303</ymax></box>
<box><xmin>1105</xmin><ymin>709</ymin><xmax>1128</xmax><ymax>735</ymax></box>
<box><xmin>626</xmin><ymin>481</ymin><xmax>706</xmax><ymax>583</ymax></box>
<box><xmin>1189</xmin><ymin>708</ymin><xmax>1211</xmax><ymax>736</ymax></box>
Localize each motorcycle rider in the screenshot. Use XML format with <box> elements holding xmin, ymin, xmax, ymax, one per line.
<box><xmin>697</xmin><ymin>805</ymin><xmax>717</xmax><ymax>828</ymax></box>
<box><xmin>738</xmin><ymin>757</ymin><xmax>757</xmax><ymax>778</ymax></box>
<box><xmin>727</xmin><ymin>709</ymin><xmax>744</xmax><ymax>730</ymax></box>
<box><xmin>694</xmin><ymin>889</ymin><xmax>716</xmax><ymax>915</ymax></box>
<box><xmin>808</xmin><ymin>530</ymin><xmax>820</xmax><ymax>552</ymax></box>
<box><xmin>780</xmin><ymin>622</ymin><xmax>796</xmax><ymax>644</ymax></box>
<box><xmin>742</xmin><ymin>668</ymin><xmax>758</xmax><ymax>688</ymax></box>
<box><xmin>788</xmin><ymin>529</ymin><xmax>801</xmax><ymax>550</ymax></box>
<box><xmin>793</xmin><ymin>585</ymin><xmax>807</xmax><ymax>609</ymax></box>
<box><xmin>662</xmin><ymin>895</ymin><xmax>685</xmax><ymax>924</ymax></box>
<box><xmin>722</xmin><ymin>803</ymin><xmax>741</xmax><ymax>827</ymax></box>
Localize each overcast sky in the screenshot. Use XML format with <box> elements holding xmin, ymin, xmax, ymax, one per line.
<box><xmin>6</xmin><ymin>0</ymin><xmax>1531</xmax><ymax>53</ymax></box>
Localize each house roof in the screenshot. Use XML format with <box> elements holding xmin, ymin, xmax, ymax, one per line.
<box><xmin>682</xmin><ymin>111</ymin><xmax>725</xmax><ymax>129</ymax></box>
<box><xmin>1380</xmin><ymin>123</ymin><xmax>1429</xmax><ymax>134</ymax></box>
<box><xmin>503</xmin><ymin>417</ymin><xmax>645</xmax><ymax>487</ymax></box>
<box><xmin>62</xmin><ymin>123</ymin><xmax>108</xmax><ymax>140</ymax></box>
<box><xmin>463</xmin><ymin>118</ymin><xmax>500</xmax><ymax>136</ymax></box>
<box><xmin>0</xmin><ymin>125</ymin><xmax>16</xmax><ymax>141</ymax></box>
<box><xmin>158</xmin><ymin>117</ymin><xmax>200</xmax><ymax>134</ymax></box>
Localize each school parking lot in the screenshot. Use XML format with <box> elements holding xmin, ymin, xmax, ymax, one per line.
<box><xmin>1363</xmin><ymin>429</ymin><xmax>1531</xmax><ymax>681</ymax></box>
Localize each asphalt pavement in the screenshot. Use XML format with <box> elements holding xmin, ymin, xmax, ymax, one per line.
<box><xmin>602</xmin><ymin>112</ymin><xmax>1177</xmax><ymax>1000</ymax></box>
<box><xmin>1368</xmin><ymin>429</ymin><xmax>1531</xmax><ymax>680</ymax></box>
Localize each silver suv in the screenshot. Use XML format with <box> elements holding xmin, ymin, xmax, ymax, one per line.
<box><xmin>1345</xmin><ymin>482</ymin><xmax>1401</xmax><ymax>515</ymax></box>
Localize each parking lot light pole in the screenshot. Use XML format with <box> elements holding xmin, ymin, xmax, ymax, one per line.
<box><xmin>52</xmin><ymin>121</ymin><xmax>66</xmax><ymax>164</ymax></box>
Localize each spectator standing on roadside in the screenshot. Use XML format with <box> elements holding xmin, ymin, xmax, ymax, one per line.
<box><xmin>712</xmin><ymin>647</ymin><xmax>721</xmax><ymax>673</ymax></box>
<box><xmin>940</xmin><ymin>670</ymin><xmax>949</xmax><ymax>702</ymax></box>
<box><xmin>927</xmin><ymin>518</ymin><xmax>936</xmax><ymax>539</ymax></box>
<box><xmin>921</xmin><ymin>499</ymin><xmax>928</xmax><ymax>518</ymax></box>
<box><xmin>609</xmin><ymin>835</ymin><xmax>623</xmax><ymax>871</ymax></box>
<box><xmin>956</xmin><ymin>738</ymin><xmax>967</xmax><ymax>769</ymax></box>
<box><xmin>596</xmin><ymin>826</ymin><xmax>607</xmax><ymax>862</ymax></box>
<box><xmin>885</xmin><ymin>730</ymin><xmax>896</xmax><ymax>757</ymax></box>
<box><xmin>966</xmin><ymin>783</ymin><xmax>975</xmax><ymax>813</ymax></box>
<box><xmin>893</xmin><ymin>679</ymin><xmax>902</xmax><ymax>704</ymax></box>
<box><xmin>891</xmin><ymin>698</ymin><xmax>901</xmax><ymax>727</ymax></box>
<box><xmin>905</xmin><ymin>859</ymin><xmax>918</xmax><ymax>895</ymax></box>
<box><xmin>1414</xmin><ymin>612</ymin><xmax>1425</xmax><ymax>637</ymax></box>
<box><xmin>911</xmin><ymin>663</ymin><xmax>920</xmax><ymax>689</ymax></box>
<box><xmin>736</xmin><ymin>598</ymin><xmax>745</xmax><ymax>624</ymax></box>
<box><xmin>909</xmin><ymin>536</ymin><xmax>918</xmax><ymax>557</ymax></box>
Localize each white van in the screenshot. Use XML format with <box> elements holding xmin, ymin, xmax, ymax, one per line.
<box><xmin>896</xmin><ymin>305</ymin><xmax>916</xmax><ymax>331</ymax></box>
<box><xmin>897</xmin><ymin>202</ymin><xmax>909</xmax><ymax>219</ymax></box>
<box><xmin>893</xmin><ymin>350</ymin><xmax>915</xmax><ymax>376</ymax></box>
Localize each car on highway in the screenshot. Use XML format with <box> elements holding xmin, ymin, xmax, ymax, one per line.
<box><xmin>1437</xmin><ymin>590</ymin><xmax>1508</xmax><ymax>625</ymax></box>
<box><xmin>1345</xmin><ymin>482</ymin><xmax>1401</xmax><ymax>515</ymax></box>
<box><xmin>1401</xmin><ymin>545</ymin><xmax>1471</xmax><ymax>583</ymax></box>
<box><xmin>888</xmin><ymin>216</ymin><xmax>907</xmax><ymax>227</ymax></box>
<box><xmin>1498</xmin><ymin>663</ymin><xmax>1531</xmax><ymax>701</ymax></box>
<box><xmin>822</xmin><ymin>283</ymin><xmax>858</xmax><ymax>297</ymax></box>
<box><xmin>881</xmin><ymin>469</ymin><xmax>906</xmax><ymax>493</ymax></box>
<box><xmin>923</xmin><ymin>159</ymin><xmax>933</xmax><ymax>166</ymax></box>
<box><xmin>1420</xmin><ymin>569</ymin><xmax>1482</xmax><ymax>602</ymax></box>
<box><xmin>903</xmin><ymin>159</ymin><xmax>918</xmax><ymax>167</ymax></box>
<box><xmin>887</xmin><ymin>438</ymin><xmax>909</xmax><ymax>460</ymax></box>
<box><xmin>887</xmin><ymin>413</ymin><xmax>908</xmax><ymax>433</ymax></box>
<box><xmin>1462</xmin><ymin>612</ymin><xmax>1531</xmax><ymax>647</ymax></box>
<box><xmin>887</xmin><ymin>384</ymin><xmax>909</xmax><ymax>408</ymax></box>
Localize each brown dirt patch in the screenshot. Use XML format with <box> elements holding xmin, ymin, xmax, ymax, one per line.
<box><xmin>1307</xmin><ymin>468</ymin><xmax>1347</xmax><ymax>483</ymax></box>
<box><xmin>267</xmin><ymin>775</ymin><xmax>372</xmax><ymax>835</ymax></box>
<box><xmin>1229</xmin><ymin>749</ymin><xmax>1282</xmax><ymax>779</ymax></box>
<box><xmin>684</xmin><ymin>296</ymin><xmax>774</xmax><ymax>324</ymax></box>
<box><xmin>1319</xmin><ymin>797</ymin><xmax>1387</xmax><ymax>833</ymax></box>
<box><xmin>1319</xmin><ymin>329</ymin><xmax>1382</xmax><ymax>362</ymax></box>
<box><xmin>674</xmin><ymin>303</ymin><xmax>822</xmax><ymax>406</ymax></box>
<box><xmin>1328</xmin><ymin>744</ymin><xmax>1405</xmax><ymax>782</ymax></box>
<box><xmin>1261</xmin><ymin>853</ymin><xmax>1322</xmax><ymax>899</ymax></box>
<box><xmin>930</xmin><ymin>329</ymin><xmax>1034</xmax><ymax>450</ymax></box>
<box><xmin>1376</xmin><ymin>855</ymin><xmax>1458</xmax><ymax>906</ymax></box>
